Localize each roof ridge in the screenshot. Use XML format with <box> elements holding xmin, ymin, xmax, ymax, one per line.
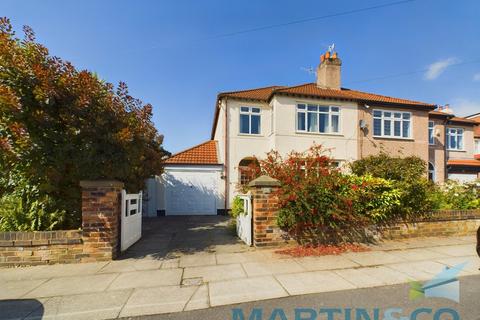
<box><xmin>274</xmin><ymin>82</ymin><xmax>315</xmax><ymax>91</ymax></box>
<box><xmin>167</xmin><ymin>140</ymin><xmax>216</xmax><ymax>160</ymax></box>
<box><xmin>219</xmin><ymin>85</ymin><xmax>284</xmax><ymax>96</ymax></box>
<box><xmin>344</xmin><ymin>87</ymin><xmax>433</xmax><ymax>105</ymax></box>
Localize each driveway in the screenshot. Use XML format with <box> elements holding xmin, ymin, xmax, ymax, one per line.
<box><xmin>121</xmin><ymin>216</ymin><xmax>251</xmax><ymax>260</ymax></box>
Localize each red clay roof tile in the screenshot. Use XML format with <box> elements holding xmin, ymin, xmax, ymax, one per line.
<box><xmin>447</xmin><ymin>159</ymin><xmax>480</xmax><ymax>167</ymax></box>
<box><xmin>165</xmin><ymin>140</ymin><xmax>219</xmax><ymax>165</ymax></box>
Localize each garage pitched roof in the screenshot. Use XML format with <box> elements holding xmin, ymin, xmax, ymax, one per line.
<box><xmin>447</xmin><ymin>159</ymin><xmax>480</xmax><ymax>167</ymax></box>
<box><xmin>165</xmin><ymin>140</ymin><xmax>220</xmax><ymax>165</ymax></box>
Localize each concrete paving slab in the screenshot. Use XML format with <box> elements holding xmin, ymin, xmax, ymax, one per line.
<box><xmin>179</xmin><ymin>253</ymin><xmax>217</xmax><ymax>268</ymax></box>
<box><xmin>357</xmin><ymin>266</ymin><xmax>411</xmax><ymax>285</ymax></box>
<box><xmin>275</xmin><ymin>270</ymin><xmax>355</xmax><ymax>296</ymax></box>
<box><xmin>97</xmin><ymin>260</ymin><xmax>137</xmax><ymax>273</ymax></box>
<box><xmin>386</xmin><ymin>248</ymin><xmax>448</xmax><ymax>262</ymax></box>
<box><xmin>342</xmin><ymin>251</ymin><xmax>406</xmax><ymax>266</ymax></box>
<box><xmin>209</xmin><ymin>276</ymin><xmax>288</xmax><ymax>306</ymax></box>
<box><xmin>294</xmin><ymin>255</ymin><xmax>360</xmax><ymax>271</ymax></box>
<box><xmin>24</xmin><ymin>274</ymin><xmax>117</xmax><ymax>298</ymax></box>
<box><xmin>184</xmin><ymin>284</ymin><xmax>209</xmax><ymax>311</ymax></box>
<box><xmin>0</xmin><ymin>298</ymin><xmax>48</xmax><ymax>320</ymax></box>
<box><xmin>108</xmin><ymin>268</ymin><xmax>183</xmax><ymax>291</ymax></box>
<box><xmin>241</xmin><ymin>260</ymin><xmax>305</xmax><ymax>277</ymax></box>
<box><xmin>25</xmin><ymin>289</ymin><xmax>132</xmax><ymax>320</ymax></box>
<box><xmin>0</xmin><ymin>279</ymin><xmax>48</xmax><ymax>300</ymax></box>
<box><xmin>436</xmin><ymin>256</ymin><xmax>480</xmax><ymax>276</ymax></box>
<box><xmin>99</xmin><ymin>259</ymin><xmax>162</xmax><ymax>274</ymax></box>
<box><xmin>183</xmin><ymin>264</ymin><xmax>246</xmax><ymax>282</ymax></box>
<box><xmin>160</xmin><ymin>258</ymin><xmax>179</xmax><ymax>269</ymax></box>
<box><xmin>334</xmin><ymin>268</ymin><xmax>385</xmax><ymax>288</ymax></box>
<box><xmin>119</xmin><ymin>285</ymin><xmax>197</xmax><ymax>317</ymax></box>
<box><xmin>215</xmin><ymin>251</ymin><xmax>267</xmax><ymax>265</ymax></box>
<box><xmin>386</xmin><ymin>261</ymin><xmax>447</xmax><ymax>280</ymax></box>
<box><xmin>0</xmin><ymin>262</ymin><xmax>107</xmax><ymax>282</ymax></box>
<box><xmin>428</xmin><ymin>244</ymin><xmax>477</xmax><ymax>257</ymax></box>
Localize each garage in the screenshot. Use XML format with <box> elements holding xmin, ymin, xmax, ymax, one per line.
<box><xmin>447</xmin><ymin>159</ymin><xmax>480</xmax><ymax>183</ymax></box>
<box><xmin>143</xmin><ymin>140</ymin><xmax>225</xmax><ymax>216</ymax></box>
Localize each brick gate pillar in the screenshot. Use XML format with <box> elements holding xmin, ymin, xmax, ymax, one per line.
<box><xmin>248</xmin><ymin>175</ymin><xmax>286</xmax><ymax>247</ymax></box>
<box><xmin>80</xmin><ymin>180</ymin><xmax>124</xmax><ymax>261</ymax></box>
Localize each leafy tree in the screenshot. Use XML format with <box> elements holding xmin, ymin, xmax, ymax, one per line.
<box><xmin>0</xmin><ymin>18</ymin><xmax>169</xmax><ymax>230</ymax></box>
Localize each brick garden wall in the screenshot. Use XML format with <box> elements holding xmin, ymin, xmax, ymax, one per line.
<box><xmin>248</xmin><ymin>176</ymin><xmax>480</xmax><ymax>247</ymax></box>
<box><xmin>0</xmin><ymin>180</ymin><xmax>125</xmax><ymax>267</ymax></box>
<box><xmin>0</xmin><ymin>230</ymin><xmax>84</xmax><ymax>266</ymax></box>
<box><xmin>382</xmin><ymin>210</ymin><xmax>480</xmax><ymax>239</ymax></box>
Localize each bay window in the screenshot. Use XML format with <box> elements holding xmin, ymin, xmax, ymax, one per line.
<box><xmin>240</xmin><ymin>107</ymin><xmax>261</xmax><ymax>134</ymax></box>
<box><xmin>297</xmin><ymin>104</ymin><xmax>340</xmax><ymax>134</ymax></box>
<box><xmin>373</xmin><ymin>110</ymin><xmax>411</xmax><ymax>138</ymax></box>
<box><xmin>447</xmin><ymin>128</ymin><xmax>464</xmax><ymax>150</ymax></box>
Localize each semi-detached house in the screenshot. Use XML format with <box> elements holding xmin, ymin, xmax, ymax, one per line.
<box><xmin>144</xmin><ymin>51</ymin><xmax>480</xmax><ymax>217</ymax></box>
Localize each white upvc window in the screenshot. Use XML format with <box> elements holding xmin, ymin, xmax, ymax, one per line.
<box><xmin>239</xmin><ymin>107</ymin><xmax>261</xmax><ymax>135</ymax></box>
<box><xmin>446</xmin><ymin>127</ymin><xmax>464</xmax><ymax>150</ymax></box>
<box><xmin>373</xmin><ymin>110</ymin><xmax>411</xmax><ymax>138</ymax></box>
<box><xmin>296</xmin><ymin>104</ymin><xmax>340</xmax><ymax>134</ymax></box>
<box><xmin>428</xmin><ymin>121</ymin><xmax>435</xmax><ymax>145</ymax></box>
<box><xmin>476</xmin><ymin>139</ymin><xmax>480</xmax><ymax>154</ymax></box>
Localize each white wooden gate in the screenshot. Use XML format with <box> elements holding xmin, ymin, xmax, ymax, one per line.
<box><xmin>121</xmin><ymin>190</ymin><xmax>143</xmax><ymax>252</ymax></box>
<box><xmin>236</xmin><ymin>193</ymin><xmax>252</xmax><ymax>246</ymax></box>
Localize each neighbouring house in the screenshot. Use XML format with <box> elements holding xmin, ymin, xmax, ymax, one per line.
<box><xmin>144</xmin><ymin>50</ymin><xmax>480</xmax><ymax>216</ymax></box>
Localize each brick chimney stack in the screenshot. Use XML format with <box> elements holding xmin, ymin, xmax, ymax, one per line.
<box><xmin>316</xmin><ymin>50</ymin><xmax>342</xmax><ymax>90</ymax></box>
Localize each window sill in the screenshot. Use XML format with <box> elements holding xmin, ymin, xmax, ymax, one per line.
<box><xmin>238</xmin><ymin>133</ymin><xmax>264</xmax><ymax>137</ymax></box>
<box><xmin>373</xmin><ymin>136</ymin><xmax>414</xmax><ymax>141</ymax></box>
<box><xmin>295</xmin><ymin>131</ymin><xmax>343</xmax><ymax>137</ymax></box>
<box><xmin>447</xmin><ymin>149</ymin><xmax>466</xmax><ymax>152</ymax></box>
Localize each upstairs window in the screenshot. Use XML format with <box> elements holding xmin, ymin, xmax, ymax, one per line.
<box><xmin>373</xmin><ymin>110</ymin><xmax>411</xmax><ymax>138</ymax></box>
<box><xmin>428</xmin><ymin>121</ymin><xmax>435</xmax><ymax>145</ymax></box>
<box><xmin>240</xmin><ymin>107</ymin><xmax>261</xmax><ymax>134</ymax></box>
<box><xmin>296</xmin><ymin>104</ymin><xmax>340</xmax><ymax>134</ymax></box>
<box><xmin>476</xmin><ymin>139</ymin><xmax>480</xmax><ymax>154</ymax></box>
<box><xmin>447</xmin><ymin>128</ymin><xmax>464</xmax><ymax>150</ymax></box>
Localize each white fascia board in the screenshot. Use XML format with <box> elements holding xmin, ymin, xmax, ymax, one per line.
<box><xmin>164</xmin><ymin>164</ymin><xmax>223</xmax><ymax>172</ymax></box>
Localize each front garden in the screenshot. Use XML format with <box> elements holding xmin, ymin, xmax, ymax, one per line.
<box><xmin>233</xmin><ymin>145</ymin><xmax>480</xmax><ymax>245</ymax></box>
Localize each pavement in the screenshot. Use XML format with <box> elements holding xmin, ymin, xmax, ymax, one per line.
<box><xmin>131</xmin><ymin>274</ymin><xmax>480</xmax><ymax>320</ymax></box>
<box><xmin>0</xmin><ymin>217</ymin><xmax>479</xmax><ymax>320</ymax></box>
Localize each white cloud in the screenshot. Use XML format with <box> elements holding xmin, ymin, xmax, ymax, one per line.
<box><xmin>450</xmin><ymin>98</ymin><xmax>480</xmax><ymax>117</ymax></box>
<box><xmin>424</xmin><ymin>58</ymin><xmax>459</xmax><ymax>80</ymax></box>
<box><xmin>473</xmin><ymin>73</ymin><xmax>480</xmax><ymax>81</ymax></box>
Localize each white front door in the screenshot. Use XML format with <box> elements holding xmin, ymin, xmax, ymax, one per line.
<box><xmin>165</xmin><ymin>170</ymin><xmax>218</xmax><ymax>215</ymax></box>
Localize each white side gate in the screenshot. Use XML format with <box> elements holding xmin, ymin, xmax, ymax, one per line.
<box><xmin>236</xmin><ymin>193</ymin><xmax>252</xmax><ymax>246</ymax></box>
<box><xmin>121</xmin><ymin>190</ymin><xmax>143</xmax><ymax>252</ymax></box>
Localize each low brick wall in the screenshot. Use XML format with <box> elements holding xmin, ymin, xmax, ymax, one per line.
<box><xmin>0</xmin><ymin>230</ymin><xmax>84</xmax><ymax>266</ymax></box>
<box><xmin>383</xmin><ymin>210</ymin><xmax>480</xmax><ymax>239</ymax></box>
<box><xmin>0</xmin><ymin>180</ymin><xmax>125</xmax><ymax>267</ymax></box>
<box><xmin>247</xmin><ymin>176</ymin><xmax>480</xmax><ymax>248</ymax></box>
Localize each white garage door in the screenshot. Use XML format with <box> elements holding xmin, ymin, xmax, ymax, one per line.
<box><xmin>448</xmin><ymin>173</ymin><xmax>477</xmax><ymax>183</ymax></box>
<box><xmin>164</xmin><ymin>170</ymin><xmax>218</xmax><ymax>215</ymax></box>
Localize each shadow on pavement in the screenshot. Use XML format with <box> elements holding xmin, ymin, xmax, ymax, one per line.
<box><xmin>0</xmin><ymin>299</ymin><xmax>44</xmax><ymax>320</ymax></box>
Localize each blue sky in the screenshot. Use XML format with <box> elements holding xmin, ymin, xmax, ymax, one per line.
<box><xmin>1</xmin><ymin>0</ymin><xmax>479</xmax><ymax>153</ymax></box>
